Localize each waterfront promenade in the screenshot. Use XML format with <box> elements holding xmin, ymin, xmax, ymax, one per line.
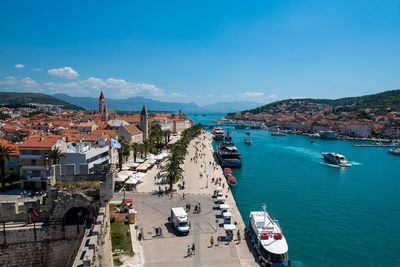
<box><xmin>113</xmin><ymin>131</ymin><xmax>257</xmax><ymax>267</ymax></box>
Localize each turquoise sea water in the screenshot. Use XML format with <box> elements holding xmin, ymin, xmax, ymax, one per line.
<box><xmin>190</xmin><ymin>114</ymin><xmax>400</xmax><ymax>267</ymax></box>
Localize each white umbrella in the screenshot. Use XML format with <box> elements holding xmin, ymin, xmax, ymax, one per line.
<box><xmin>216</xmin><ymin>186</ymin><xmax>223</xmax><ymax>192</ymax></box>
<box><xmin>137</xmin><ymin>163</ymin><xmax>150</xmax><ymax>172</ymax></box>
<box><xmin>219</xmin><ymin>204</ymin><xmax>230</xmax><ymax>210</ymax></box>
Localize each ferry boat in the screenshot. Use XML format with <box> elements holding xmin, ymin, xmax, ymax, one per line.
<box><xmin>319</xmin><ymin>130</ymin><xmax>337</xmax><ymax>140</ymax></box>
<box><xmin>212</xmin><ymin>127</ymin><xmax>225</xmax><ymax>140</ymax></box>
<box><xmin>322</xmin><ymin>152</ymin><xmax>351</xmax><ymax>167</ymax></box>
<box><xmin>248</xmin><ymin>205</ymin><xmax>290</xmax><ymax>267</ymax></box>
<box><xmin>216</xmin><ymin>142</ymin><xmax>242</xmax><ymax>168</ymax></box>
<box><xmin>388</xmin><ymin>148</ymin><xmax>400</xmax><ymax>156</ymax></box>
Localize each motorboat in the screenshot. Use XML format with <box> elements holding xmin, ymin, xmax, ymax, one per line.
<box><xmin>227</xmin><ymin>175</ymin><xmax>237</xmax><ymax>187</ymax></box>
<box><xmin>248</xmin><ymin>205</ymin><xmax>290</xmax><ymax>267</ymax></box>
<box><xmin>244</xmin><ymin>137</ymin><xmax>252</xmax><ymax>145</ymax></box>
<box><xmin>223</xmin><ymin>167</ymin><xmax>233</xmax><ymax>178</ymax></box>
<box><xmin>216</xmin><ymin>142</ymin><xmax>242</xmax><ymax>168</ymax></box>
<box><xmin>212</xmin><ymin>127</ymin><xmax>225</xmax><ymax>140</ymax></box>
<box><xmin>388</xmin><ymin>148</ymin><xmax>400</xmax><ymax>156</ymax></box>
<box><xmin>322</xmin><ymin>152</ymin><xmax>351</xmax><ymax>167</ymax></box>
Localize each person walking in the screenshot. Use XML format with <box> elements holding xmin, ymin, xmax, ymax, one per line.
<box><xmin>187</xmin><ymin>245</ymin><xmax>192</xmax><ymax>257</ymax></box>
<box><xmin>191</xmin><ymin>243</ymin><xmax>195</xmax><ymax>255</ymax></box>
<box><xmin>210</xmin><ymin>235</ymin><xmax>214</xmax><ymax>247</ymax></box>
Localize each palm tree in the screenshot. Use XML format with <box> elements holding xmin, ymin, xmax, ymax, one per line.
<box><xmin>0</xmin><ymin>144</ymin><xmax>15</xmax><ymax>190</ymax></box>
<box><xmin>43</xmin><ymin>147</ymin><xmax>65</xmax><ymax>165</ymax></box>
<box><xmin>131</xmin><ymin>143</ymin><xmax>139</xmax><ymax>163</ymax></box>
<box><xmin>162</xmin><ymin>153</ymin><xmax>184</xmax><ymax>196</ymax></box>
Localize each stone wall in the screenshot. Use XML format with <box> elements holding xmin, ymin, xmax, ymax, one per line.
<box><xmin>0</xmin><ymin>224</ymin><xmax>84</xmax><ymax>267</ymax></box>
<box><xmin>72</xmin><ymin>206</ymin><xmax>113</xmax><ymax>267</ymax></box>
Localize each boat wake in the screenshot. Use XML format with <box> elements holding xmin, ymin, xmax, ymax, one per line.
<box><xmin>320</xmin><ymin>162</ymin><xmax>342</xmax><ymax>168</ymax></box>
<box><xmin>284</xmin><ymin>146</ymin><xmax>321</xmax><ymax>159</ymax></box>
<box><xmin>349</xmin><ymin>161</ymin><xmax>362</xmax><ymax>166</ymax></box>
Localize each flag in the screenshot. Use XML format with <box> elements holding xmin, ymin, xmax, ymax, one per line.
<box><xmin>111</xmin><ymin>138</ymin><xmax>122</xmax><ymax>149</ymax></box>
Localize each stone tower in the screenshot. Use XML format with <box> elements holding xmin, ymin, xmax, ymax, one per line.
<box><xmin>140</xmin><ymin>105</ymin><xmax>148</xmax><ymax>140</ymax></box>
<box><xmin>99</xmin><ymin>91</ymin><xmax>108</xmax><ymax>121</ymax></box>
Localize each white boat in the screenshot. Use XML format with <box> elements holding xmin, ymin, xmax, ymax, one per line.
<box><xmin>388</xmin><ymin>148</ymin><xmax>400</xmax><ymax>156</ymax></box>
<box><xmin>212</xmin><ymin>127</ymin><xmax>225</xmax><ymax>140</ymax></box>
<box><xmin>248</xmin><ymin>205</ymin><xmax>290</xmax><ymax>267</ymax></box>
<box><xmin>244</xmin><ymin>137</ymin><xmax>252</xmax><ymax>145</ymax></box>
<box><xmin>322</xmin><ymin>152</ymin><xmax>351</xmax><ymax>167</ymax></box>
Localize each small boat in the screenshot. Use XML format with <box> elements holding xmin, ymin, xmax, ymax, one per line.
<box><xmin>310</xmin><ymin>140</ymin><xmax>315</xmax><ymax>144</ymax></box>
<box><xmin>246</xmin><ymin>132</ymin><xmax>251</xmax><ymax>135</ymax></box>
<box><xmin>388</xmin><ymin>148</ymin><xmax>400</xmax><ymax>156</ymax></box>
<box><xmin>224</xmin><ymin>131</ymin><xmax>232</xmax><ymax>142</ymax></box>
<box><xmin>322</xmin><ymin>152</ymin><xmax>351</xmax><ymax>167</ymax></box>
<box><xmin>227</xmin><ymin>175</ymin><xmax>237</xmax><ymax>187</ymax></box>
<box><xmin>223</xmin><ymin>167</ymin><xmax>233</xmax><ymax>178</ymax></box>
<box><xmin>244</xmin><ymin>137</ymin><xmax>252</xmax><ymax>145</ymax></box>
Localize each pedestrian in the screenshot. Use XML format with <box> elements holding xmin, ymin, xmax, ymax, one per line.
<box><xmin>237</xmin><ymin>230</ymin><xmax>241</xmax><ymax>243</ymax></box>
<box><xmin>188</xmin><ymin>203</ymin><xmax>191</xmax><ymax>211</ymax></box>
<box><xmin>182</xmin><ymin>192</ymin><xmax>185</xmax><ymax>200</ymax></box>
<box><xmin>191</xmin><ymin>243</ymin><xmax>195</xmax><ymax>255</ymax></box>
<box><xmin>210</xmin><ymin>235</ymin><xmax>214</xmax><ymax>247</ymax></box>
<box><xmin>187</xmin><ymin>245</ymin><xmax>192</xmax><ymax>257</ymax></box>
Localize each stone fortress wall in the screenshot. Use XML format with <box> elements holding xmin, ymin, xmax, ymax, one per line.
<box><xmin>0</xmin><ymin>164</ymin><xmax>115</xmax><ymax>267</ymax></box>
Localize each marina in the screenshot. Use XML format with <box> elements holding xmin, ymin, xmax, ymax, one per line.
<box><xmin>193</xmin><ymin>114</ymin><xmax>400</xmax><ymax>267</ymax></box>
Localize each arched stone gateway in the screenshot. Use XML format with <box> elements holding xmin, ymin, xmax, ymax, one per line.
<box><xmin>63</xmin><ymin>206</ymin><xmax>92</xmax><ymax>225</ymax></box>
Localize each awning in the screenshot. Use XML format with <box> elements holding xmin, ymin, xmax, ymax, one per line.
<box><xmin>219</xmin><ymin>204</ymin><xmax>230</xmax><ymax>209</ymax></box>
<box><xmin>137</xmin><ymin>163</ymin><xmax>150</xmax><ymax>172</ymax></box>
<box><xmin>224</xmin><ymin>224</ymin><xmax>236</xmax><ymax>230</ymax></box>
<box><xmin>223</xmin><ymin>212</ymin><xmax>232</xmax><ymax>217</ymax></box>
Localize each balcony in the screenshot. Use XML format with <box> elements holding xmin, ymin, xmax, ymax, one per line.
<box><xmin>19</xmin><ymin>154</ymin><xmax>43</xmax><ymax>160</ymax></box>
<box><xmin>20</xmin><ymin>165</ymin><xmax>47</xmax><ymax>171</ymax></box>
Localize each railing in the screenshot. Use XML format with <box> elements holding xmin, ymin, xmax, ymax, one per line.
<box><xmin>65</xmin><ymin>220</ymin><xmax>88</xmax><ymax>267</ymax></box>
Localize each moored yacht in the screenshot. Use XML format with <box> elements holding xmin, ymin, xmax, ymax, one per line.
<box><xmin>322</xmin><ymin>152</ymin><xmax>351</xmax><ymax>167</ymax></box>
<box><xmin>216</xmin><ymin>142</ymin><xmax>242</xmax><ymax>168</ymax></box>
<box><xmin>248</xmin><ymin>205</ymin><xmax>290</xmax><ymax>267</ymax></box>
<box><xmin>212</xmin><ymin>127</ymin><xmax>225</xmax><ymax>140</ymax></box>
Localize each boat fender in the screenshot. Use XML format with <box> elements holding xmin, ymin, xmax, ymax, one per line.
<box><xmin>261</xmin><ymin>232</ymin><xmax>269</xmax><ymax>239</ymax></box>
<box><xmin>273</xmin><ymin>232</ymin><xmax>282</xmax><ymax>240</ymax></box>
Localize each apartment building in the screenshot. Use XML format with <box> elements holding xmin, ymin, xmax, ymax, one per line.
<box><xmin>19</xmin><ymin>136</ymin><xmax>67</xmax><ymax>190</ymax></box>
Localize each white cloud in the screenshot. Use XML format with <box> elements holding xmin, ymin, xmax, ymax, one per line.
<box><xmin>171</xmin><ymin>92</ymin><xmax>187</xmax><ymax>97</ymax></box>
<box><xmin>48</xmin><ymin>66</ymin><xmax>79</xmax><ymax>79</ymax></box>
<box><xmin>266</xmin><ymin>94</ymin><xmax>278</xmax><ymax>100</ymax></box>
<box><xmin>243</xmin><ymin>91</ymin><xmax>265</xmax><ymax>98</ymax></box>
<box><xmin>21</xmin><ymin>77</ymin><xmax>38</xmax><ymax>87</ymax></box>
<box><xmin>0</xmin><ymin>75</ymin><xmax>164</xmax><ymax>98</ymax></box>
<box><xmin>14</xmin><ymin>64</ymin><xmax>25</xmax><ymax>69</ymax></box>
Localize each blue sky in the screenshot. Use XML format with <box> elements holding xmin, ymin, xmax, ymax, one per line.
<box><xmin>0</xmin><ymin>0</ymin><xmax>399</xmax><ymax>105</ymax></box>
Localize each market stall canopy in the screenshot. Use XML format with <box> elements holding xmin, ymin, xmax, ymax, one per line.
<box><xmin>117</xmin><ymin>171</ymin><xmax>134</xmax><ymax>181</ymax></box>
<box><xmin>136</xmin><ymin>163</ymin><xmax>150</xmax><ymax>172</ymax></box>
<box><xmin>224</xmin><ymin>224</ymin><xmax>236</xmax><ymax>230</ymax></box>
<box><xmin>122</xmin><ymin>162</ymin><xmax>140</xmax><ymax>169</ymax></box>
<box><xmin>216</xmin><ymin>186</ymin><xmax>223</xmax><ymax>192</ymax></box>
<box><xmin>219</xmin><ymin>204</ymin><xmax>230</xmax><ymax>210</ymax></box>
<box><xmin>155</xmin><ymin>151</ymin><xmax>169</xmax><ymax>160</ymax></box>
<box><xmin>223</xmin><ymin>212</ymin><xmax>232</xmax><ymax>218</ymax></box>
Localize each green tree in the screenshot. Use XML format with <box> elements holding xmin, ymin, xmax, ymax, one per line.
<box><xmin>131</xmin><ymin>143</ymin><xmax>139</xmax><ymax>163</ymax></box>
<box><xmin>43</xmin><ymin>147</ymin><xmax>65</xmax><ymax>165</ymax></box>
<box><xmin>0</xmin><ymin>144</ymin><xmax>15</xmax><ymax>190</ymax></box>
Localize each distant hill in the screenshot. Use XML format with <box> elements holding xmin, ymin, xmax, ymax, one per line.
<box><xmin>0</xmin><ymin>92</ymin><xmax>82</xmax><ymax>110</ymax></box>
<box><xmin>244</xmin><ymin>90</ymin><xmax>400</xmax><ymax>114</ymax></box>
<box><xmin>53</xmin><ymin>94</ymin><xmax>258</xmax><ymax>113</ymax></box>
<box><xmin>53</xmin><ymin>94</ymin><xmax>204</xmax><ymax>112</ymax></box>
<box><xmin>201</xmin><ymin>101</ymin><xmax>259</xmax><ymax>113</ymax></box>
